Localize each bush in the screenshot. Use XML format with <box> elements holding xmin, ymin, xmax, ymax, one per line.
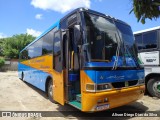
<box><xmin>0</xmin><ymin>58</ymin><xmax>5</xmax><ymax>68</ymax></box>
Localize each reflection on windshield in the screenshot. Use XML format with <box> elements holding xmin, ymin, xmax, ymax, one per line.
<box><xmin>115</xmin><ymin>22</ymin><xmax>139</xmax><ymax>68</ymax></box>
<box><xmin>83</xmin><ymin>12</ymin><xmax>139</xmax><ymax>68</ymax></box>
<box><xmin>84</xmin><ymin>12</ymin><xmax>120</xmax><ymax>62</ymax></box>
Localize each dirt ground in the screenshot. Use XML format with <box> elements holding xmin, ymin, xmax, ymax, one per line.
<box><xmin>0</xmin><ymin>71</ymin><xmax>160</xmax><ymax>120</ymax></box>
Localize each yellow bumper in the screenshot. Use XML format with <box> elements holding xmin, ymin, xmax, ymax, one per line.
<box><xmin>82</xmin><ymin>85</ymin><xmax>145</xmax><ymax>112</ymax></box>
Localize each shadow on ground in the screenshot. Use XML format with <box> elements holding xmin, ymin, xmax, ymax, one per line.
<box><xmin>24</xmin><ymin>81</ymin><xmax>48</xmax><ymax>99</ymax></box>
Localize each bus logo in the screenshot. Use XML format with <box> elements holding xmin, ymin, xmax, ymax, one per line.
<box><xmin>107</xmin><ymin>75</ymin><xmax>125</xmax><ymax>80</ymax></box>
<box><xmin>146</xmin><ymin>59</ymin><xmax>156</xmax><ymax>62</ymax></box>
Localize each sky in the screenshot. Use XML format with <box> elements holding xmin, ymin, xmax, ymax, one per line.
<box><xmin>0</xmin><ymin>0</ymin><xmax>160</xmax><ymax>38</ymax></box>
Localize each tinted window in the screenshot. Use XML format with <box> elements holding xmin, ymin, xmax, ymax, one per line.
<box><xmin>42</xmin><ymin>28</ymin><xmax>57</xmax><ymax>55</ymax></box>
<box><xmin>54</xmin><ymin>31</ymin><xmax>61</xmax><ymax>54</ymax></box>
<box><xmin>28</xmin><ymin>40</ymin><xmax>42</xmax><ymax>59</ymax></box>
<box><xmin>20</xmin><ymin>49</ymin><xmax>28</xmax><ymax>61</ymax></box>
<box><xmin>135</xmin><ymin>34</ymin><xmax>143</xmax><ymax>50</ymax></box>
<box><xmin>135</xmin><ymin>31</ymin><xmax>157</xmax><ymax>50</ymax></box>
<box><xmin>115</xmin><ymin>22</ymin><xmax>134</xmax><ymax>46</ymax></box>
<box><xmin>143</xmin><ymin>31</ymin><xmax>157</xmax><ymax>49</ymax></box>
<box><xmin>84</xmin><ymin>12</ymin><xmax>119</xmax><ymax>61</ymax></box>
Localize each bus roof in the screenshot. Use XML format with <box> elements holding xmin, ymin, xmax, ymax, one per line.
<box><xmin>60</xmin><ymin>7</ymin><xmax>129</xmax><ymax>26</ymax></box>
<box><xmin>133</xmin><ymin>26</ymin><xmax>160</xmax><ymax>35</ymax></box>
<box><xmin>20</xmin><ymin>7</ymin><xmax>130</xmax><ymax>53</ymax></box>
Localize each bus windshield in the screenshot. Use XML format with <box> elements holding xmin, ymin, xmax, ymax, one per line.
<box><xmin>83</xmin><ymin>12</ymin><xmax>138</xmax><ymax>68</ymax></box>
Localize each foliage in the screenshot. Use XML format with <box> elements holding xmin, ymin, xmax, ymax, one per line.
<box><xmin>0</xmin><ymin>34</ymin><xmax>35</xmax><ymax>59</ymax></box>
<box><xmin>0</xmin><ymin>57</ymin><xmax>5</xmax><ymax>68</ymax></box>
<box><xmin>0</xmin><ymin>40</ymin><xmax>3</xmax><ymax>56</ymax></box>
<box><xmin>130</xmin><ymin>0</ymin><xmax>160</xmax><ymax>24</ymax></box>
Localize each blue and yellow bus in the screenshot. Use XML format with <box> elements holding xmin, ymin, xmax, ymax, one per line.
<box><xmin>18</xmin><ymin>8</ymin><xmax>145</xmax><ymax>112</ymax></box>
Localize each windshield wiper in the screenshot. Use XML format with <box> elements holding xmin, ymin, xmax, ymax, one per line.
<box><xmin>112</xmin><ymin>34</ymin><xmax>120</xmax><ymax>70</ymax></box>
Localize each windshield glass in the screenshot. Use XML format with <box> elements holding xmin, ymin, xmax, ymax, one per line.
<box><xmin>115</xmin><ymin>22</ymin><xmax>139</xmax><ymax>67</ymax></box>
<box><xmin>83</xmin><ymin>12</ymin><xmax>139</xmax><ymax>68</ymax></box>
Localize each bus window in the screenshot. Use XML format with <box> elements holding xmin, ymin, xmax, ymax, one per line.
<box><xmin>135</xmin><ymin>34</ymin><xmax>143</xmax><ymax>50</ymax></box>
<box><xmin>20</xmin><ymin>49</ymin><xmax>28</xmax><ymax>61</ymax></box>
<box><xmin>42</xmin><ymin>28</ymin><xmax>57</xmax><ymax>55</ymax></box>
<box><xmin>42</xmin><ymin>32</ymin><xmax>53</xmax><ymax>55</ymax></box>
<box><xmin>28</xmin><ymin>40</ymin><xmax>42</xmax><ymax>59</ymax></box>
<box><xmin>54</xmin><ymin>30</ymin><xmax>62</xmax><ymax>72</ymax></box>
<box><xmin>143</xmin><ymin>31</ymin><xmax>157</xmax><ymax>49</ymax></box>
<box><xmin>54</xmin><ymin>31</ymin><xmax>61</xmax><ymax>54</ymax></box>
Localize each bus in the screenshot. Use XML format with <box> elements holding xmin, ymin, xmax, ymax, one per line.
<box><xmin>18</xmin><ymin>8</ymin><xmax>145</xmax><ymax>112</ymax></box>
<box><xmin>134</xmin><ymin>26</ymin><xmax>160</xmax><ymax>98</ymax></box>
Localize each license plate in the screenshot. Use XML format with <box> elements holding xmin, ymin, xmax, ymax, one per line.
<box><xmin>96</xmin><ymin>104</ymin><xmax>109</xmax><ymax>111</ymax></box>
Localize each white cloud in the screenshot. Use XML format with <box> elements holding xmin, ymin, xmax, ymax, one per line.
<box><xmin>0</xmin><ymin>33</ymin><xmax>7</xmax><ymax>38</ymax></box>
<box><xmin>35</xmin><ymin>14</ymin><xmax>43</xmax><ymax>19</ymax></box>
<box><xmin>31</xmin><ymin>0</ymin><xmax>91</xmax><ymax>13</ymax></box>
<box><xmin>26</xmin><ymin>28</ymin><xmax>41</xmax><ymax>37</ymax></box>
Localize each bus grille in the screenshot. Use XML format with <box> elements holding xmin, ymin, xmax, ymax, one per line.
<box><xmin>112</xmin><ymin>80</ymin><xmax>138</xmax><ymax>88</ymax></box>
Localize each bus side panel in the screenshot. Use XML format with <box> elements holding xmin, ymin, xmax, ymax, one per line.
<box><xmin>18</xmin><ymin>62</ymin><xmax>50</xmax><ymax>91</ymax></box>
<box><xmin>19</xmin><ymin>55</ymin><xmax>53</xmax><ymax>91</ymax></box>
<box><xmin>19</xmin><ymin>54</ymin><xmax>65</xmax><ymax>105</ymax></box>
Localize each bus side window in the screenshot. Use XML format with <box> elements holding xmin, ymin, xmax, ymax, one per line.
<box><xmin>53</xmin><ymin>30</ymin><xmax>62</xmax><ymax>72</ymax></box>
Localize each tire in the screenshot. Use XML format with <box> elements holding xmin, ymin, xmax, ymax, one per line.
<box><xmin>147</xmin><ymin>77</ymin><xmax>160</xmax><ymax>98</ymax></box>
<box><xmin>47</xmin><ymin>79</ymin><xmax>56</xmax><ymax>103</ymax></box>
<box><xmin>21</xmin><ymin>72</ymin><xmax>24</xmax><ymax>81</ymax></box>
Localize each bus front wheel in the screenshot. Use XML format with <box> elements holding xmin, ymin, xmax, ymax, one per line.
<box><xmin>147</xmin><ymin>77</ymin><xmax>160</xmax><ymax>98</ymax></box>
<box><xmin>47</xmin><ymin>79</ymin><xmax>56</xmax><ymax>103</ymax></box>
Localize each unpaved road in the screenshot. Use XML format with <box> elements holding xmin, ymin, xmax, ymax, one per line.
<box><xmin>0</xmin><ymin>71</ymin><xmax>160</xmax><ymax>120</ymax></box>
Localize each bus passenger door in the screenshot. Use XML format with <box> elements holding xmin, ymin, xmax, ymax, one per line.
<box><xmin>53</xmin><ymin>30</ymin><xmax>64</xmax><ymax>105</ymax></box>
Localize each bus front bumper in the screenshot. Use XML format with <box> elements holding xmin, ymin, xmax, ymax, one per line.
<box><xmin>81</xmin><ymin>85</ymin><xmax>145</xmax><ymax>112</ymax></box>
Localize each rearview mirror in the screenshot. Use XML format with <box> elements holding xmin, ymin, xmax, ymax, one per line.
<box><xmin>74</xmin><ymin>25</ymin><xmax>81</xmax><ymax>45</ymax></box>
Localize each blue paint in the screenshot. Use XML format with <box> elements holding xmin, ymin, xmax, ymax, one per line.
<box><xmin>69</xmin><ymin>74</ymin><xmax>79</xmax><ymax>82</ymax></box>
<box><xmin>85</xmin><ymin>56</ymin><xmax>136</xmax><ymax>67</ymax></box>
<box><xmin>20</xmin><ymin>20</ymin><xmax>60</xmax><ymax>53</ymax></box>
<box><xmin>18</xmin><ymin>63</ymin><xmax>51</xmax><ymax>91</ymax></box>
<box><xmin>84</xmin><ymin>69</ymin><xmax>144</xmax><ymax>84</ymax></box>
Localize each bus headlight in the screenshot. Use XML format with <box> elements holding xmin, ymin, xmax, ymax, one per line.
<box><xmin>97</xmin><ymin>83</ymin><xmax>112</xmax><ymax>91</ymax></box>
<box><xmin>86</xmin><ymin>83</ymin><xmax>96</xmax><ymax>92</ymax></box>
<box><xmin>86</xmin><ymin>83</ymin><xmax>112</xmax><ymax>92</ymax></box>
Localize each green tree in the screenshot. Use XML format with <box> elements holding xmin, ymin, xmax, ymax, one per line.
<box><xmin>1</xmin><ymin>34</ymin><xmax>35</xmax><ymax>59</ymax></box>
<box><xmin>130</xmin><ymin>0</ymin><xmax>160</xmax><ymax>24</ymax></box>
<box><xmin>0</xmin><ymin>57</ymin><xmax>5</xmax><ymax>68</ymax></box>
<box><xmin>0</xmin><ymin>40</ymin><xmax>3</xmax><ymax>56</ymax></box>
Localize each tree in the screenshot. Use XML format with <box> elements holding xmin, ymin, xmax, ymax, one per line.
<box><xmin>130</xmin><ymin>0</ymin><xmax>160</xmax><ymax>24</ymax></box>
<box><xmin>0</xmin><ymin>40</ymin><xmax>3</xmax><ymax>56</ymax></box>
<box><xmin>0</xmin><ymin>34</ymin><xmax>35</xmax><ymax>59</ymax></box>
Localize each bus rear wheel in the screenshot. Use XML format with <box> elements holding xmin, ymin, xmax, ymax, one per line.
<box><xmin>147</xmin><ymin>77</ymin><xmax>160</xmax><ymax>98</ymax></box>
<box><xmin>47</xmin><ymin>79</ymin><xmax>56</xmax><ymax>103</ymax></box>
<box><xmin>21</xmin><ymin>72</ymin><xmax>24</xmax><ymax>81</ymax></box>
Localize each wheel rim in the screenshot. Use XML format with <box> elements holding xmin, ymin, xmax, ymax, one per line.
<box><xmin>48</xmin><ymin>82</ymin><xmax>53</xmax><ymax>97</ymax></box>
<box><xmin>153</xmin><ymin>81</ymin><xmax>160</xmax><ymax>93</ymax></box>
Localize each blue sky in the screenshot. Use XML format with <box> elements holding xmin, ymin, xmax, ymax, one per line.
<box><xmin>0</xmin><ymin>0</ymin><xmax>160</xmax><ymax>38</ymax></box>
